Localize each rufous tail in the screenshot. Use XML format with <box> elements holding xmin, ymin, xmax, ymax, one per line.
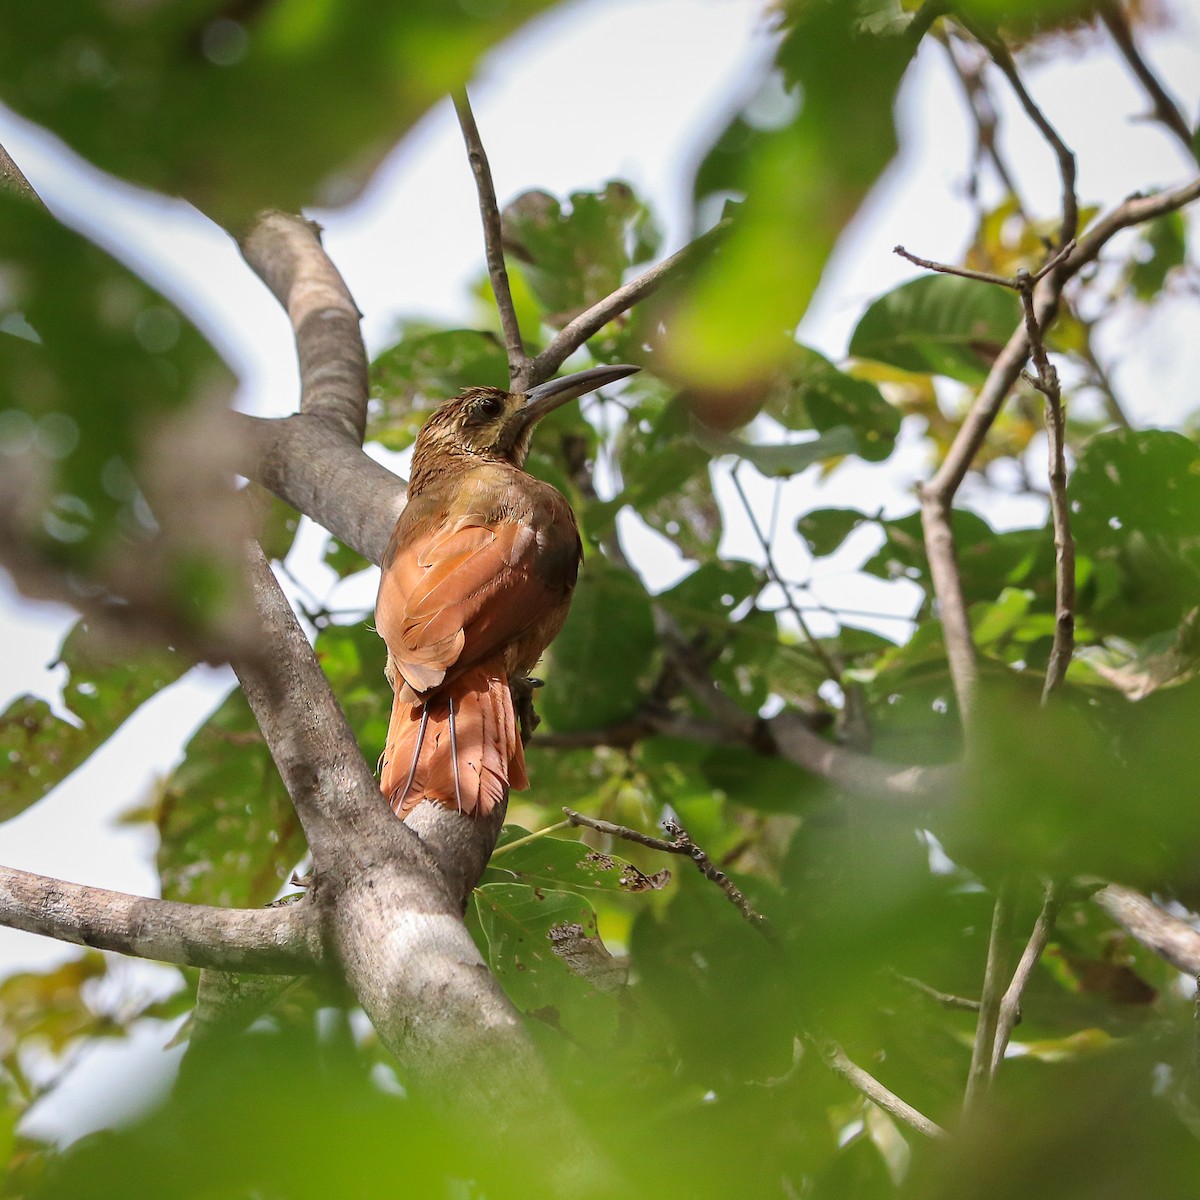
<box><xmin>380</xmin><ymin>658</ymin><xmax>528</xmax><ymax>818</ymax></box>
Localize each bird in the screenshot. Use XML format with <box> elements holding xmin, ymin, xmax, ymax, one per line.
<box><xmin>375</xmin><ymin>363</ymin><xmax>638</xmax><ymax>820</ymax></box>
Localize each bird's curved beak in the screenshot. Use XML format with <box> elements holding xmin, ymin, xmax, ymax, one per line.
<box><xmin>521</xmin><ymin>364</ymin><xmax>640</xmax><ymax>424</ymax></box>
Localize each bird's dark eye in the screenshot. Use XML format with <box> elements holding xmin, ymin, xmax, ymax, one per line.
<box><xmin>471</xmin><ymin>393</ymin><xmax>504</xmax><ymax>421</ymax></box>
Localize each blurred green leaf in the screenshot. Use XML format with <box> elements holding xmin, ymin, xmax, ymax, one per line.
<box><xmin>663</xmin><ymin>0</ymin><xmax>919</xmax><ymax>387</ymax></box>
<box><xmin>0</xmin><ymin>195</ymin><xmax>246</xmax><ymax>644</ymax></box>
<box><xmin>0</xmin><ymin>621</ymin><xmax>184</xmax><ymax>823</ymax></box>
<box><xmin>695</xmin><ymin>422</ymin><xmax>859</xmax><ymax>477</ymax></box>
<box><xmin>1127</xmin><ymin>211</ymin><xmax>1187</xmax><ymax>300</ymax></box>
<box><xmin>797</xmin><ymin>507</ymin><xmax>870</xmax><ymax>557</ymax></box>
<box><xmin>849</xmin><ymin>274</ymin><xmax>1023</xmax><ymax>384</ymax></box>
<box><xmin>0</xmin><ymin>0</ymin><xmax>560</xmax><ymax>222</ymax></box>
<box><xmin>1070</xmin><ymin>429</ymin><xmax>1200</xmax><ymax>638</ymax></box>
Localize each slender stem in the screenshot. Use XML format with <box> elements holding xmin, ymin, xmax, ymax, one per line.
<box><xmin>1099</xmin><ymin>2</ymin><xmax>1194</xmax><ymax>154</ymax></box>
<box><xmin>813</xmin><ymin>1035</ymin><xmax>948</xmax><ymax>1139</ymax></box>
<box><xmin>990</xmin><ymin>880</ymin><xmax>1064</xmax><ymax>1071</ymax></box>
<box><xmin>730</xmin><ymin>465</ymin><xmax>843</xmax><ymax>684</ymax></box>
<box><xmin>524</xmin><ymin>220</ymin><xmax>729</xmax><ymax>387</ymax></box>
<box><xmin>489</xmin><ymin>819</ymin><xmax>572</xmax><ymax>858</ymax></box>
<box><xmin>452</xmin><ymin>89</ymin><xmax>527</xmax><ymax>383</ymax></box>
<box><xmin>0</xmin><ymin>141</ymin><xmax>45</xmax><ymax>207</ymax></box>
<box><xmin>563</xmin><ymin>808</ymin><xmax>770</xmax><ymax>932</ymax></box>
<box><xmin>963</xmin><ymin>882</ymin><xmax>1016</xmax><ymax>1119</ymax></box>
<box><xmin>966</xmin><ymin>20</ymin><xmax>1078</xmax><ymax>246</ymax></box>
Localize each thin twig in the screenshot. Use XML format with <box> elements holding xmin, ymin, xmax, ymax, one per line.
<box><xmin>730</xmin><ymin>465</ymin><xmax>843</xmax><ymax>685</ymax></box>
<box><xmin>894</xmin><ymin>240</ymin><xmax>1074</xmax><ymax>288</ymax></box>
<box><xmin>523</xmin><ymin>220</ymin><xmax>729</xmax><ymax>388</ymax></box>
<box><xmin>1099</xmin><ymin>2</ymin><xmax>1194</xmax><ymax>154</ymax></box>
<box><xmin>966</xmin><ymin>20</ymin><xmax>1078</xmax><ymax>246</ymax></box>
<box><xmin>0</xmin><ymin>141</ymin><xmax>45</xmax><ymax>207</ymax></box>
<box><xmin>940</xmin><ymin>34</ymin><xmax>1028</xmax><ymax>212</ymax></box>
<box><xmin>563</xmin><ymin>808</ymin><xmax>770</xmax><ymax>933</ymax></box>
<box><xmin>894</xmin><ymin>245</ymin><xmax>1017</xmax><ymax>289</ymax></box>
<box><xmin>489</xmin><ymin>820</ymin><xmax>572</xmax><ymax>858</ymax></box>
<box><xmin>990</xmin><ymin>880</ymin><xmax>1064</xmax><ymax>1072</ymax></box>
<box><xmin>963</xmin><ymin>882</ymin><xmax>1015</xmax><ymax>1119</ymax></box>
<box><xmin>812</xmin><ymin>1035</ymin><xmax>949</xmax><ymax>1139</ymax></box>
<box><xmin>893</xmin><ymin>971</ymin><xmax>981</xmax><ymax>1012</ymax></box>
<box><xmin>453</xmin><ymin>88</ymin><xmax>527</xmax><ymax>383</ymax></box>
<box><xmin>1013</xmin><ymin>270</ymin><xmax>1077</xmax><ymax>699</ymax></box>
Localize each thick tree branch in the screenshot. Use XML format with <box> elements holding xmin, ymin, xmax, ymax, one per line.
<box><xmin>232</xmin><ymin>411</ymin><xmax>405</xmax><ymax>565</ymax></box>
<box><xmin>234</xmin><ymin>540</ymin><xmax>395</xmax><ymax>866</ymax></box>
<box><xmin>0</xmin><ymin>864</ymin><xmax>320</xmax><ymax>973</ymax></box>
<box><xmin>238</xmin><ymin>211</ymin><xmax>369</xmax><ymax>444</ymax></box>
<box><xmin>453</xmin><ymin>90</ymin><xmax>527</xmax><ymax>382</ymax></box>
<box><xmin>1099</xmin><ymin>2</ymin><xmax>1194</xmax><ymax>154</ymax></box>
<box><xmin>1093</xmin><ymin>884</ymin><xmax>1200</xmax><ymax>975</ymax></box>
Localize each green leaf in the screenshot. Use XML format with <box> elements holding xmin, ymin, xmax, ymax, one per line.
<box><xmin>473</xmin><ymin>883</ymin><xmax>608</xmax><ymax>1014</ymax></box>
<box><xmin>694</xmin><ymin>422</ymin><xmax>859</xmax><ymax>477</ymax></box>
<box><xmin>539</xmin><ymin>558</ymin><xmax>657</xmax><ymax>732</ymax></box>
<box><xmin>0</xmin><ymin>621</ymin><xmax>184</xmax><ymax>823</ymax></box>
<box><xmin>156</xmin><ymin>689</ymin><xmax>306</xmax><ymax>909</ymax></box>
<box><xmin>485</xmin><ymin>827</ymin><xmax>670</xmax><ymax>895</ymax></box>
<box><xmin>0</xmin><ymin>1</ymin><xmax>560</xmax><ymax>222</ymax></box>
<box><xmin>0</xmin><ymin>196</ymin><xmax>246</xmax><ymax>643</ymax></box>
<box><xmin>662</xmin><ymin>0</ymin><xmax>918</xmax><ymax>387</ymax></box>
<box><xmin>849</xmin><ymin>273</ymin><xmax>1023</xmax><ymax>383</ymax></box>
<box><xmin>369</xmin><ymin>326</ymin><xmax>508</xmax><ymax>449</ymax></box>
<box><xmin>502</xmin><ymin>182</ymin><xmax>661</xmax><ymax>326</ymax></box>
<box><xmin>769</xmin><ymin>346</ymin><xmax>901</xmax><ymax>462</ymax></box>
<box><xmin>322</xmin><ymin>536</ymin><xmax>371</xmax><ymax>581</ymax></box>
<box><xmin>1127</xmin><ymin>211</ymin><xmax>1187</xmax><ymax>300</ymax></box>
<box><xmin>797</xmin><ymin>507</ymin><xmax>869</xmax><ymax>557</ymax></box>
<box><xmin>1069</xmin><ymin>429</ymin><xmax>1200</xmax><ymax>638</ymax></box>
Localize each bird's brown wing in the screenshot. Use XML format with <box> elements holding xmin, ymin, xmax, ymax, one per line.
<box><xmin>376</xmin><ymin>516</ymin><xmax>570</xmax><ymax>696</ymax></box>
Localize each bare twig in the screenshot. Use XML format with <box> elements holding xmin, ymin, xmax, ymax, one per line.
<box><xmin>1093</xmin><ymin>884</ymin><xmax>1200</xmax><ymax>974</ymax></box>
<box><xmin>966</xmin><ymin>21</ymin><xmax>1078</xmax><ymax>246</ymax></box>
<box><xmin>940</xmin><ymin>35</ymin><xmax>1028</xmax><ymax>211</ymax></box>
<box><xmin>893</xmin><ymin>971</ymin><xmax>981</xmax><ymax>1012</ymax></box>
<box><xmin>1012</xmin><ymin>271</ymin><xmax>1077</xmax><ymax>700</ymax></box>
<box><xmin>963</xmin><ymin>883</ymin><xmax>1015</xmax><ymax>1119</ymax></box>
<box><xmin>1099</xmin><ymin>2</ymin><xmax>1194</xmax><ymax>154</ymax></box>
<box><xmin>0</xmin><ymin>141</ymin><xmax>45</xmax><ymax>207</ymax></box>
<box><xmin>990</xmin><ymin>880</ymin><xmax>1064</xmax><ymax>1071</ymax></box>
<box><xmin>453</xmin><ymin>89</ymin><xmax>527</xmax><ymax>383</ymax></box>
<box><xmin>563</xmin><ymin>808</ymin><xmax>770</xmax><ymax>932</ymax></box>
<box><xmin>812</xmin><ymin>1035</ymin><xmax>949</xmax><ymax>1139</ymax></box>
<box><xmin>523</xmin><ymin>220</ymin><xmax>728</xmax><ymax>388</ymax></box>
<box><xmin>0</xmin><ymin>863</ymin><xmax>320</xmax><ymax>974</ymax></box>
<box><xmin>730</xmin><ymin>465</ymin><xmax>843</xmax><ymax>685</ymax></box>
<box><xmin>894</xmin><ymin>245</ymin><xmax>1017</xmax><ymax>288</ymax></box>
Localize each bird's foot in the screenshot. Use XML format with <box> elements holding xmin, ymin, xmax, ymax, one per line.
<box><xmin>510</xmin><ymin>675</ymin><xmax>543</xmax><ymax>742</ymax></box>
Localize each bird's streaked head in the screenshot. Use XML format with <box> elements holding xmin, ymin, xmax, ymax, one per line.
<box><xmin>409</xmin><ymin>364</ymin><xmax>639</xmax><ymax>485</ymax></box>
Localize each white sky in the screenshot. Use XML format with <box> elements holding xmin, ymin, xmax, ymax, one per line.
<box><xmin>1</xmin><ymin>0</ymin><xmax>1199</xmax><ymax>1140</ymax></box>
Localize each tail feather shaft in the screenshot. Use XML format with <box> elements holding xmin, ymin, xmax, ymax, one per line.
<box><xmin>380</xmin><ymin>660</ymin><xmax>525</xmax><ymax>818</ymax></box>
